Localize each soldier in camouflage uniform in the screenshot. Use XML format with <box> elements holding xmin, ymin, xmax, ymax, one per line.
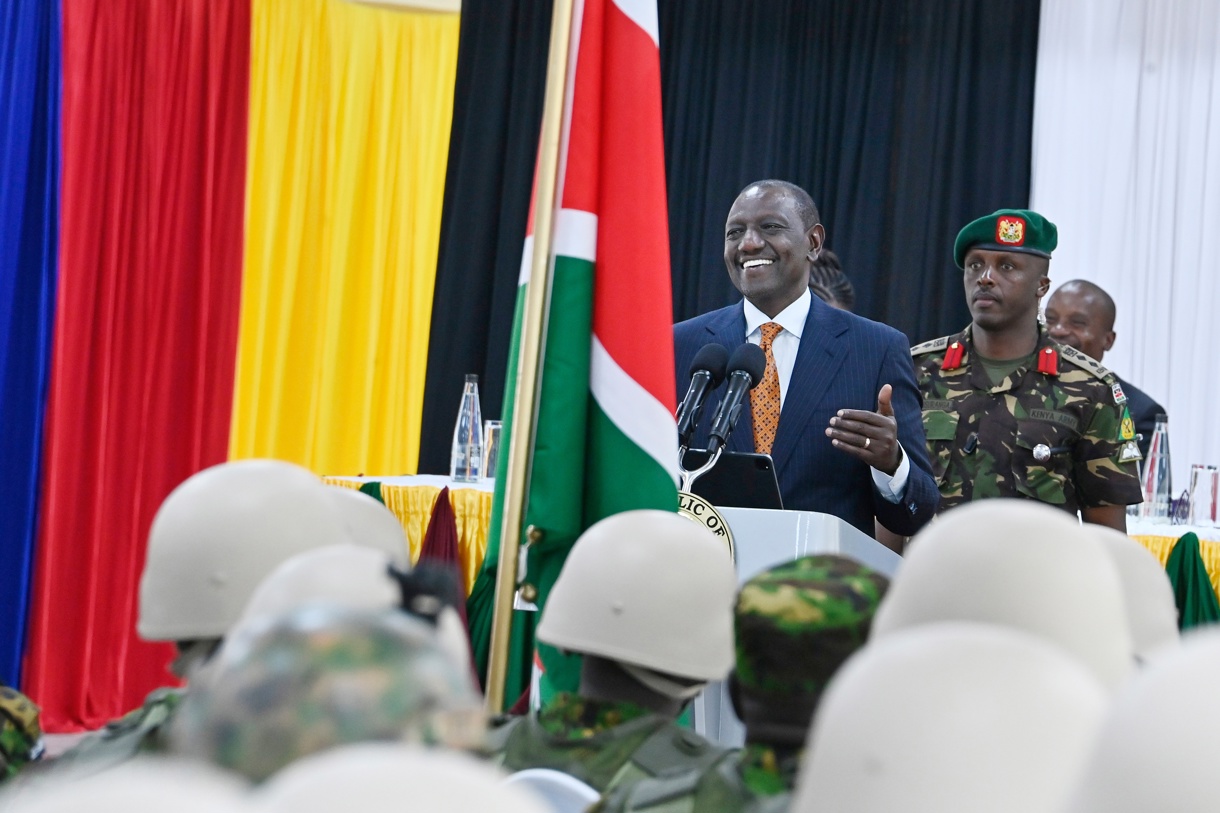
<box><xmin>0</xmin><ymin>685</ymin><xmax>43</xmax><ymax>781</ymax></box>
<box><xmin>599</xmin><ymin>555</ymin><xmax>888</xmax><ymax>813</ymax></box>
<box><xmin>488</xmin><ymin>511</ymin><xmax>738</xmax><ymax>797</ymax></box>
<box><xmin>913</xmin><ymin>209</ymin><xmax>1142</xmax><ymax>530</ymax></box>
<box><xmin>54</xmin><ymin>460</ymin><xmax>411</xmax><ymax>773</ymax></box>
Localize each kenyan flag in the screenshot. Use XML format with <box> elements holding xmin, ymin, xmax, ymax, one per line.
<box><xmin>466</xmin><ymin>0</ymin><xmax>679</xmax><ymax>709</ymax></box>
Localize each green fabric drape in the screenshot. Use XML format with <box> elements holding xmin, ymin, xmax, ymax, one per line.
<box><xmin>1165</xmin><ymin>532</ymin><xmax>1220</xmax><ymax>629</ymax></box>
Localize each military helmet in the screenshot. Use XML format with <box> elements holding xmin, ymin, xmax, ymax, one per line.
<box><xmin>1086</xmin><ymin>526</ymin><xmax>1179</xmax><ymax>662</ymax></box>
<box><xmin>1065</xmin><ymin>629</ymin><xmax>1220</xmax><ymax>813</ymax></box>
<box><xmin>236</xmin><ymin>544</ymin><xmax>474</xmax><ymax>678</ymax></box>
<box><xmin>169</xmin><ymin>607</ymin><xmax>482</xmax><ymax>782</ymax></box>
<box><xmin>139</xmin><ymin>459</ymin><xmax>408</xmax><ymax>641</ymax></box>
<box><xmin>0</xmin><ymin>685</ymin><xmax>42</xmax><ymax>780</ymax></box>
<box><xmin>258</xmin><ymin>743</ymin><xmax>548</xmax><ymax>813</ymax></box>
<box><xmin>734</xmin><ymin>555</ymin><xmax>887</xmax><ymax>712</ymax></box>
<box><xmin>795</xmin><ymin>622</ymin><xmax>1107</xmax><ymax>813</ymax></box>
<box><xmin>871</xmin><ymin>499</ymin><xmax>1133</xmax><ymax>689</ymax></box>
<box><xmin>0</xmin><ymin>757</ymin><xmax>249</xmax><ymax>812</ymax></box>
<box><xmin>536</xmin><ymin>510</ymin><xmax>737</xmax><ymax>682</ymax></box>
<box><xmin>239</xmin><ymin>544</ymin><xmax>403</xmax><ymax>623</ymax></box>
<box><xmin>324</xmin><ymin>488</ymin><xmax>410</xmax><ymax>563</ymax></box>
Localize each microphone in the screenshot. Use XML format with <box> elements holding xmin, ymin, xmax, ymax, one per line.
<box><xmin>676</xmin><ymin>344</ymin><xmax>730</xmax><ymax>448</ymax></box>
<box><xmin>706</xmin><ymin>343</ymin><xmax>767</xmax><ymax>455</ymax></box>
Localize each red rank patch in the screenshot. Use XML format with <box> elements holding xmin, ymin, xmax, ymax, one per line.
<box><xmin>942</xmin><ymin>341</ymin><xmax>964</xmax><ymax>370</ymax></box>
<box><xmin>1036</xmin><ymin>346</ymin><xmax>1059</xmax><ymax>375</ymax></box>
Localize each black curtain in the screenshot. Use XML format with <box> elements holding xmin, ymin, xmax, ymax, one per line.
<box><xmin>418</xmin><ymin>0</ymin><xmax>1039</xmax><ymax>473</ymax></box>
<box><xmin>416</xmin><ymin>0</ymin><xmax>552</xmax><ymax>474</ymax></box>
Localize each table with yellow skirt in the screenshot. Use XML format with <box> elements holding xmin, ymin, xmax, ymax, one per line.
<box><xmin>1128</xmin><ymin>518</ymin><xmax>1220</xmax><ymax>600</ymax></box>
<box><xmin>323</xmin><ymin>478</ymin><xmax>1220</xmax><ymax>605</ymax></box>
<box><xmin>325</xmin><ymin>475</ymin><xmax>493</xmax><ymax>595</ymax></box>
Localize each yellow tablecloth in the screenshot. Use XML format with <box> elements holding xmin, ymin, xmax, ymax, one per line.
<box><xmin>324</xmin><ymin>476</ymin><xmax>493</xmax><ymax>595</ymax></box>
<box><xmin>1130</xmin><ymin>520</ymin><xmax>1220</xmax><ymax>601</ymax></box>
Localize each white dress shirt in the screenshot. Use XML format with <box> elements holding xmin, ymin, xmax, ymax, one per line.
<box><xmin>742</xmin><ymin>289</ymin><xmax>910</xmax><ymax>501</ymax></box>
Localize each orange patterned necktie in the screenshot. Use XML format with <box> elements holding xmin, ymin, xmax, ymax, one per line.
<box><xmin>752</xmin><ymin>322</ymin><xmax>783</xmax><ymax>455</ymax></box>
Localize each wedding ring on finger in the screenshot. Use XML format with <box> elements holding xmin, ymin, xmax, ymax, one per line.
<box><xmin>863</xmin><ymin>437</ymin><xmax>871</xmax><ymax>450</ymax></box>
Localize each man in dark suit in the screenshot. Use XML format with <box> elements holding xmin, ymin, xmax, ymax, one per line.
<box><xmin>674</xmin><ymin>180</ymin><xmax>938</xmax><ymax>544</ymax></box>
<box><xmin>1045</xmin><ymin>280</ymin><xmax>1167</xmax><ymax>459</ymax></box>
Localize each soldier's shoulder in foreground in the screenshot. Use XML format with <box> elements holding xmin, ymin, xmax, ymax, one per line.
<box><xmin>490</xmin><ymin>695</ymin><xmax>726</xmax><ymax>794</ymax></box>
<box><xmin>596</xmin><ymin>748</ymin><xmax>792</xmax><ymax>813</ymax></box>
<box><xmin>52</xmin><ymin>686</ymin><xmax>184</xmax><ymax>771</ymax></box>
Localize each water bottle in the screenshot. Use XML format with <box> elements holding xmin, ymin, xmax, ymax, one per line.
<box><xmin>450</xmin><ymin>374</ymin><xmax>483</xmax><ymax>483</ymax></box>
<box><xmin>1140</xmin><ymin>413</ymin><xmax>1172</xmax><ymax>522</ymax></box>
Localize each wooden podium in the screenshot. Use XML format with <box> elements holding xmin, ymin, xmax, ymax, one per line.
<box><xmin>691</xmin><ymin>507</ymin><xmax>903</xmax><ymax>746</ymax></box>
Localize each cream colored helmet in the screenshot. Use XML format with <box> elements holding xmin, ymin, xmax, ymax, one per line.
<box><xmin>871</xmin><ymin>499</ymin><xmax>1133</xmax><ymax>688</ymax></box>
<box><xmin>139</xmin><ymin>459</ymin><xmax>360</xmax><ymax>641</ymax></box>
<box><xmin>324</xmin><ymin>488</ymin><xmax>411</xmax><ymax>564</ymax></box>
<box><xmin>240</xmin><ymin>545</ymin><xmax>403</xmax><ymax>622</ymax></box>
<box><xmin>794</xmin><ymin>622</ymin><xmax>1108</xmax><ymax>813</ymax></box>
<box><xmin>0</xmin><ymin>757</ymin><xmax>251</xmax><ymax>812</ymax></box>
<box><xmin>257</xmin><ymin>743</ymin><xmax>547</xmax><ymax>813</ymax></box>
<box><xmin>1086</xmin><ymin>525</ymin><xmax>1179</xmax><ymax>661</ymax></box>
<box><xmin>236</xmin><ymin>544</ymin><xmax>473</xmax><ymax>678</ymax></box>
<box><xmin>536</xmin><ymin>509</ymin><xmax>737</xmax><ymax>683</ymax></box>
<box><xmin>1066</xmin><ymin>629</ymin><xmax>1220</xmax><ymax>812</ymax></box>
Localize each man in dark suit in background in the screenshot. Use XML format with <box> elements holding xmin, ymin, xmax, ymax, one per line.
<box><xmin>1045</xmin><ymin>279</ymin><xmax>1166</xmax><ymax>459</ymax></box>
<box><xmin>674</xmin><ymin>180</ymin><xmax>938</xmax><ymax>546</ymax></box>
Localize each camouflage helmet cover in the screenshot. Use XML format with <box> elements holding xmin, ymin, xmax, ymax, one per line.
<box><xmin>734</xmin><ymin>555</ymin><xmax>888</xmax><ymax>705</ymax></box>
<box><xmin>170</xmin><ymin>607</ymin><xmax>482</xmax><ymax>781</ymax></box>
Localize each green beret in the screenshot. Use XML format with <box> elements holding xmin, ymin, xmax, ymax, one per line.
<box><xmin>733</xmin><ymin>555</ymin><xmax>887</xmax><ymax>706</ymax></box>
<box><xmin>954</xmin><ymin>209</ymin><xmax>1057</xmax><ymax>268</ymax></box>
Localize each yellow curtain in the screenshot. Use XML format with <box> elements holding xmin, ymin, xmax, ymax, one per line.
<box><xmin>230</xmin><ymin>0</ymin><xmax>459</xmax><ymax>474</ymax></box>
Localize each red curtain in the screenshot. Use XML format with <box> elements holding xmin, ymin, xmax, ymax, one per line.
<box><xmin>23</xmin><ymin>0</ymin><xmax>250</xmax><ymax>731</ymax></box>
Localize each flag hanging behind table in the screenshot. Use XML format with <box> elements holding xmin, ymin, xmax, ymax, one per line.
<box><xmin>468</xmin><ymin>0</ymin><xmax>679</xmax><ymax>709</ymax></box>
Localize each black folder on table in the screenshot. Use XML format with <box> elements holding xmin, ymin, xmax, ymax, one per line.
<box><xmin>680</xmin><ymin>449</ymin><xmax>784</xmax><ymax>510</ymax></box>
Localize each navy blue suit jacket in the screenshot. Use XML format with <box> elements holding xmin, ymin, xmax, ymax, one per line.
<box><xmin>674</xmin><ymin>297</ymin><xmax>939</xmax><ymax>537</ymax></box>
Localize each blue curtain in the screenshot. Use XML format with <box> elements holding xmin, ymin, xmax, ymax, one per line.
<box><xmin>0</xmin><ymin>0</ymin><xmax>60</xmax><ymax>686</ymax></box>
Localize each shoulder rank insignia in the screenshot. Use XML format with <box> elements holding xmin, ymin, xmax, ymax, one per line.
<box><xmin>911</xmin><ymin>336</ymin><xmax>950</xmax><ymax>357</ymax></box>
<box><xmin>1119</xmin><ymin>440</ymin><xmax>1143</xmax><ymax>464</ymax></box>
<box><xmin>1057</xmin><ymin>344</ymin><xmax>1114</xmax><ymax>382</ymax></box>
<box><xmin>1111</xmin><ymin>381</ymin><xmax>1128</xmax><ymax>405</ymax></box>
<box><xmin>1119</xmin><ymin>407</ymin><xmax>1136</xmax><ymax>442</ymax></box>
<box><xmin>1036</xmin><ymin>346</ymin><xmax>1059</xmax><ymax>375</ymax></box>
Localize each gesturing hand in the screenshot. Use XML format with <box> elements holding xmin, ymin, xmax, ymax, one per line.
<box><xmin>825</xmin><ymin>384</ymin><xmax>902</xmax><ymax>475</ymax></box>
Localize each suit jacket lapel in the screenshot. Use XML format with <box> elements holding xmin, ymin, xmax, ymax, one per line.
<box><xmin>770</xmin><ymin>298</ymin><xmax>850</xmax><ymax>474</ymax></box>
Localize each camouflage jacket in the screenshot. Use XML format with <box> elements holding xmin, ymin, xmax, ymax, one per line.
<box><xmin>487</xmin><ymin>693</ymin><xmax>727</xmax><ymax>795</ymax></box>
<box><xmin>912</xmin><ymin>326</ymin><xmax>1143</xmax><ymax>514</ymax></box>
<box><xmin>0</xmin><ymin>685</ymin><xmax>43</xmax><ymax>781</ymax></box>
<box><xmin>50</xmin><ymin>687</ymin><xmax>182</xmax><ymax>774</ymax></box>
<box><xmin>597</xmin><ymin>744</ymin><xmax>796</xmax><ymax>813</ymax></box>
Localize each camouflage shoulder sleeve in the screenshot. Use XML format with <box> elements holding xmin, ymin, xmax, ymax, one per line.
<box><xmin>1066</xmin><ymin>374</ymin><xmax>1143</xmax><ymax>507</ymax></box>
<box><xmin>52</xmin><ymin>688</ymin><xmax>184</xmax><ymax>771</ymax></box>
<box><xmin>626</xmin><ymin>722</ymin><xmax>727</xmax><ymax>780</ymax></box>
<box><xmin>911</xmin><ymin>336</ymin><xmax>950</xmax><ymax>357</ymax></box>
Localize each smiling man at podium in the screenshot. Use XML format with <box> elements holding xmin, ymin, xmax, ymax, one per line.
<box><xmin>674</xmin><ymin>180</ymin><xmax>939</xmax><ymax>546</ymax></box>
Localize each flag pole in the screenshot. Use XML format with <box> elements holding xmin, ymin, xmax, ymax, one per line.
<box><xmin>484</xmin><ymin>0</ymin><xmax>578</xmax><ymax>714</ymax></box>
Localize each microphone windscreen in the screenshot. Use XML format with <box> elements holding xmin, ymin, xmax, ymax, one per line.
<box><xmin>688</xmin><ymin>343</ymin><xmax>730</xmax><ymax>386</ymax></box>
<box><xmin>727</xmin><ymin>343</ymin><xmax>767</xmax><ymax>388</ymax></box>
